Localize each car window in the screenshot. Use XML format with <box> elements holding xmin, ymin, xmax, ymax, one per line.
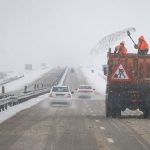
<box><xmin>52</xmin><ymin>87</ymin><xmax>69</xmax><ymax>92</ymax></box>
<box><xmin>79</xmin><ymin>86</ymin><xmax>92</xmax><ymax>89</ymax></box>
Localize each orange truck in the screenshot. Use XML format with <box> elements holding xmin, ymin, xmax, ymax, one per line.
<box><xmin>105</xmin><ymin>49</ymin><xmax>150</xmax><ymax>118</ymax></box>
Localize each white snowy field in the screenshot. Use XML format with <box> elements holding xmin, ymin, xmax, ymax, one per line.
<box><xmin>0</xmin><ymin>67</ymin><xmax>68</xmax><ymax>123</ymax></box>
<box><xmin>0</xmin><ymin>71</ymin><xmax>23</xmax><ymax>82</ymax></box>
<box><xmin>0</xmin><ymin>68</ymin><xmax>51</xmax><ymax>124</ymax></box>
<box><xmin>1</xmin><ymin>68</ymin><xmax>51</xmax><ymax>92</ymax></box>
<box><xmin>81</xmin><ymin>67</ymin><xmax>106</xmax><ymax>94</ymax></box>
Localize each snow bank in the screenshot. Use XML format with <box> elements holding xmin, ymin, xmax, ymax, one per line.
<box><xmin>81</xmin><ymin>67</ymin><xmax>106</xmax><ymax>94</ymax></box>
<box><xmin>2</xmin><ymin>68</ymin><xmax>50</xmax><ymax>92</ymax></box>
<box><xmin>0</xmin><ymin>93</ymin><xmax>49</xmax><ymax>123</ymax></box>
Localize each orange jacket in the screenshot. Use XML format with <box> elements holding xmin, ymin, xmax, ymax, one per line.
<box><xmin>136</xmin><ymin>36</ymin><xmax>149</xmax><ymax>50</ymax></box>
<box><xmin>122</xmin><ymin>48</ymin><xmax>127</xmax><ymax>54</ymax></box>
<box><xmin>137</xmin><ymin>41</ymin><xmax>149</xmax><ymax>50</ymax></box>
<box><xmin>115</xmin><ymin>45</ymin><xmax>127</xmax><ymax>54</ymax></box>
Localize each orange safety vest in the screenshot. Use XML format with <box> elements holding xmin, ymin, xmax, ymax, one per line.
<box><xmin>137</xmin><ymin>41</ymin><xmax>149</xmax><ymax>50</ymax></box>
<box><xmin>115</xmin><ymin>45</ymin><xmax>127</xmax><ymax>54</ymax></box>
<box><xmin>122</xmin><ymin>48</ymin><xmax>127</xmax><ymax>54</ymax></box>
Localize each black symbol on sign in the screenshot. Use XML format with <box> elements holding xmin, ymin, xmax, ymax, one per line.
<box><xmin>114</xmin><ymin>68</ymin><xmax>126</xmax><ymax>78</ymax></box>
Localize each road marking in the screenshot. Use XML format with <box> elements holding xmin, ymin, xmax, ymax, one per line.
<box><xmin>107</xmin><ymin>138</ymin><xmax>114</xmax><ymax>143</ymax></box>
<box><xmin>90</xmin><ymin>110</ymin><xmax>93</xmax><ymax>113</ymax></box>
<box><xmin>100</xmin><ymin>126</ymin><xmax>105</xmax><ymax>130</ymax></box>
<box><xmin>95</xmin><ymin>120</ymin><xmax>100</xmax><ymax>122</ymax></box>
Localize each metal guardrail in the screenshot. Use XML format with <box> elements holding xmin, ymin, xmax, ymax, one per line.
<box><xmin>0</xmin><ymin>89</ymin><xmax>49</xmax><ymax>112</ymax></box>
<box><xmin>0</xmin><ymin>68</ymin><xmax>67</xmax><ymax>112</ymax></box>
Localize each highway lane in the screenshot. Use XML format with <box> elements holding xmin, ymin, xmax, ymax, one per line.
<box><xmin>65</xmin><ymin>68</ymin><xmax>150</xmax><ymax>150</ymax></box>
<box><xmin>0</xmin><ymin>68</ymin><xmax>150</xmax><ymax>150</ymax></box>
<box><xmin>81</xmin><ymin>100</ymin><xmax>150</xmax><ymax>150</ymax></box>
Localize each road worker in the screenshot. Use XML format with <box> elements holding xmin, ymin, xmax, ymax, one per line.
<box><xmin>134</xmin><ymin>35</ymin><xmax>149</xmax><ymax>55</ymax></box>
<box><xmin>114</xmin><ymin>41</ymin><xmax>127</xmax><ymax>55</ymax></box>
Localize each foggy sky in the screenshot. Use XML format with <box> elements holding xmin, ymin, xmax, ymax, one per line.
<box><xmin>0</xmin><ymin>0</ymin><xmax>150</xmax><ymax>71</ymax></box>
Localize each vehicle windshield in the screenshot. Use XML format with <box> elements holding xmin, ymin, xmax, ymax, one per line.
<box><xmin>79</xmin><ymin>86</ymin><xmax>92</xmax><ymax>89</ymax></box>
<box><xmin>52</xmin><ymin>87</ymin><xmax>69</xmax><ymax>92</ymax></box>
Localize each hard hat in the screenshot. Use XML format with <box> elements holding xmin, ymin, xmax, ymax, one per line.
<box><xmin>120</xmin><ymin>41</ymin><xmax>125</xmax><ymax>45</ymax></box>
<box><xmin>139</xmin><ymin>35</ymin><xmax>145</xmax><ymax>41</ymax></box>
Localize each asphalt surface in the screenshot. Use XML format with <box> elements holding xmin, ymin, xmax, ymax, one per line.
<box><xmin>0</xmin><ymin>68</ymin><xmax>150</xmax><ymax>150</ymax></box>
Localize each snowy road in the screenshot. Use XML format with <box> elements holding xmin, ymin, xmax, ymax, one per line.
<box><xmin>0</xmin><ymin>68</ymin><xmax>150</xmax><ymax>150</ymax></box>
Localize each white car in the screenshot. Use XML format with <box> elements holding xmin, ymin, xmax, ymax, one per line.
<box><xmin>76</xmin><ymin>85</ymin><xmax>95</xmax><ymax>98</ymax></box>
<box><xmin>49</xmin><ymin>86</ymin><xmax>72</xmax><ymax>106</ymax></box>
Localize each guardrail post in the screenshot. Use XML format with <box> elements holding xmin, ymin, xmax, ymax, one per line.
<box><xmin>5</xmin><ymin>104</ymin><xmax>7</xmax><ymax>109</ymax></box>
<box><xmin>34</xmin><ymin>84</ymin><xmax>36</xmax><ymax>90</ymax></box>
<box><xmin>2</xmin><ymin>85</ymin><xmax>5</xmax><ymax>94</ymax></box>
<box><xmin>24</xmin><ymin>85</ymin><xmax>27</xmax><ymax>93</ymax></box>
<box><xmin>2</xmin><ymin>105</ymin><xmax>4</xmax><ymax>111</ymax></box>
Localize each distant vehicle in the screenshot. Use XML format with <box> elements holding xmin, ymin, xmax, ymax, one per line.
<box><xmin>49</xmin><ymin>86</ymin><xmax>72</xmax><ymax>106</ymax></box>
<box><xmin>91</xmin><ymin>69</ymin><xmax>94</xmax><ymax>73</ymax></box>
<box><xmin>24</xmin><ymin>64</ymin><xmax>32</xmax><ymax>70</ymax></box>
<box><xmin>76</xmin><ymin>85</ymin><xmax>95</xmax><ymax>98</ymax></box>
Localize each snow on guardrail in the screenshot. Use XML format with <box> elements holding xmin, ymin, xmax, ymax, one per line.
<box><xmin>0</xmin><ymin>74</ymin><xmax>24</xmax><ymax>85</ymax></box>
<box><xmin>0</xmin><ymin>67</ymin><xmax>67</xmax><ymax>113</ymax></box>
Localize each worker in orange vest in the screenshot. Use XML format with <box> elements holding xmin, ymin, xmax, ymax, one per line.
<box><xmin>114</xmin><ymin>41</ymin><xmax>127</xmax><ymax>55</ymax></box>
<box><xmin>134</xmin><ymin>35</ymin><xmax>149</xmax><ymax>55</ymax></box>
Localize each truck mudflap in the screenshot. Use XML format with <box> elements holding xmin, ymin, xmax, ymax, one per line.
<box><xmin>106</xmin><ymin>92</ymin><xmax>121</xmax><ymax>118</ymax></box>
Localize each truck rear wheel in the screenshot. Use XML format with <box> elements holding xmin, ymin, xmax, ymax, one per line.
<box><xmin>111</xmin><ymin>97</ymin><xmax>121</xmax><ymax>118</ymax></box>
<box><xmin>106</xmin><ymin>101</ymin><xmax>111</xmax><ymax>117</ymax></box>
<box><xmin>106</xmin><ymin>91</ymin><xmax>121</xmax><ymax>118</ymax></box>
<box><xmin>106</xmin><ymin>93</ymin><xmax>112</xmax><ymax>117</ymax></box>
<box><xmin>143</xmin><ymin>94</ymin><xmax>150</xmax><ymax>118</ymax></box>
<box><xmin>115</xmin><ymin>107</ymin><xmax>121</xmax><ymax>118</ymax></box>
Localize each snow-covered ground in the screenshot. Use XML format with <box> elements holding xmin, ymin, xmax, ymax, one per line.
<box><xmin>1</xmin><ymin>68</ymin><xmax>51</xmax><ymax>92</ymax></box>
<box><xmin>0</xmin><ymin>67</ymin><xmax>67</xmax><ymax>124</ymax></box>
<box><xmin>0</xmin><ymin>68</ymin><xmax>51</xmax><ymax>124</ymax></box>
<box><xmin>81</xmin><ymin>67</ymin><xmax>106</xmax><ymax>94</ymax></box>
